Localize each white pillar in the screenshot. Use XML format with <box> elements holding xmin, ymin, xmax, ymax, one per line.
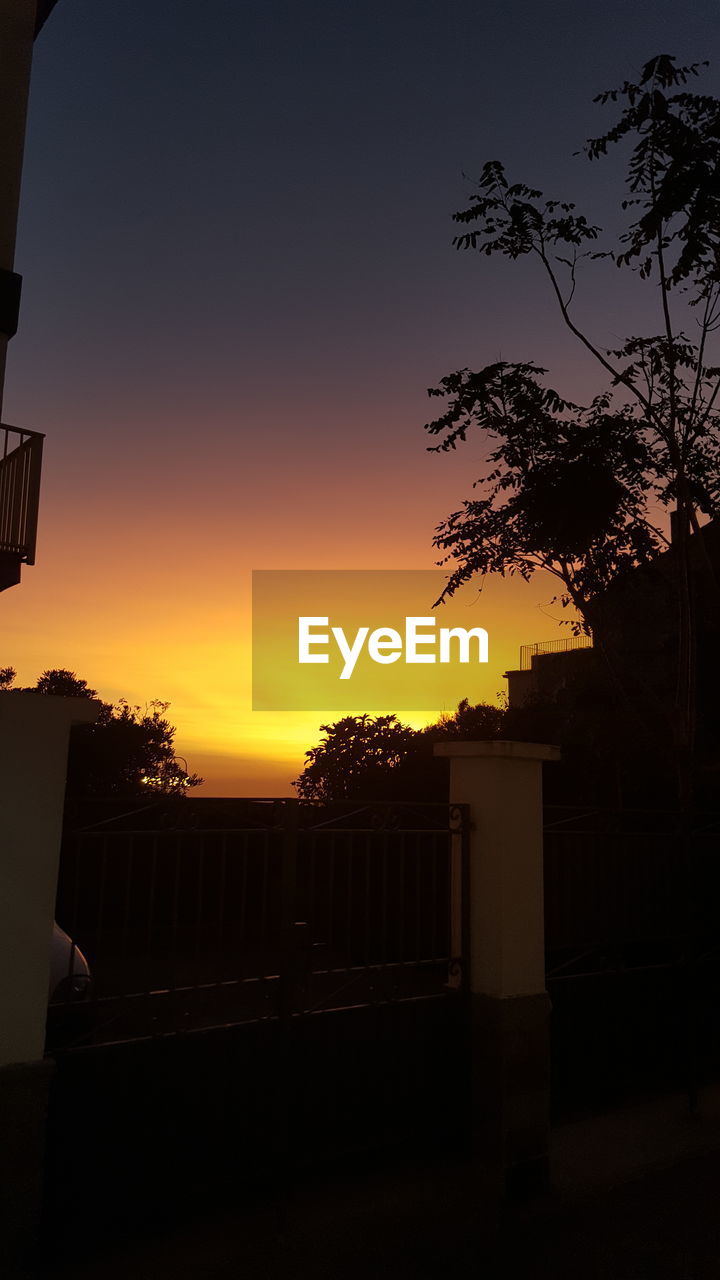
<box><xmin>435</xmin><ymin>740</ymin><xmax>560</xmax><ymax>1194</ymax></box>
<box><xmin>0</xmin><ymin>692</ymin><xmax>99</xmax><ymax>1067</ymax></box>
<box><xmin>0</xmin><ymin>691</ymin><xmax>99</xmax><ymax>1270</ymax></box>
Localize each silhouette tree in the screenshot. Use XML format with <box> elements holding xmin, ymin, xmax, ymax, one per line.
<box><xmin>294</xmin><ymin>714</ymin><xmax>418</xmax><ymax>802</ymax></box>
<box><xmin>1</xmin><ymin>667</ymin><xmax>201</xmax><ymax>796</ymax></box>
<box><xmin>65</xmin><ymin>697</ymin><xmax>202</xmax><ymax>798</ymax></box>
<box><xmin>420</xmin><ymin>696</ymin><xmax>504</xmax><ymax>743</ymax></box>
<box><xmin>35</xmin><ymin>668</ymin><xmax>98</xmax><ymax>698</ymax></box>
<box><xmin>427</xmin><ymin>54</ymin><xmax>720</xmax><ymax>801</ymax></box>
<box><xmin>294</xmin><ymin>700</ymin><xmax>504</xmax><ymax>803</ymax></box>
<box><xmin>427</xmin><ymin>365</ymin><xmax>659</xmax><ymax>620</ymax></box>
<box><xmin>294</xmin><ymin>693</ymin><xmax>680</xmax><ymax>808</ymax></box>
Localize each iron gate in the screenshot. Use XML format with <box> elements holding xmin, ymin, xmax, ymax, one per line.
<box><xmin>544</xmin><ymin>806</ymin><xmax>720</xmax><ymax>1116</ymax></box>
<box><xmin>44</xmin><ymin>799</ymin><xmax>471</xmax><ymax>1247</ymax></box>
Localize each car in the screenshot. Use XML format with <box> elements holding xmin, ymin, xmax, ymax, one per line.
<box><xmin>49</xmin><ymin>921</ymin><xmax>92</xmax><ymax>1004</ymax></box>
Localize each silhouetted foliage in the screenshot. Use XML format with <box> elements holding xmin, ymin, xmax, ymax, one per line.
<box><xmin>66</xmin><ymin>698</ymin><xmax>202</xmax><ymax>798</ymax></box>
<box><xmin>294</xmin><ymin>699</ymin><xmax>504</xmax><ymax>802</ymax></box>
<box><xmin>432</xmin><ymin>55</ymin><xmax>720</xmax><ymax>606</ymax></box>
<box><xmin>428</xmin><ymin>54</ymin><xmax>720</xmax><ymax>796</ymax></box>
<box><xmin>35</xmin><ymin>668</ymin><xmax>98</xmax><ymax>698</ymax></box>
<box><xmin>293</xmin><ymin>688</ymin><xmax>682</xmax><ymax>808</ymax></box>
<box><xmin>427</xmin><ymin>367</ymin><xmax>660</xmax><ymax>620</ymax></box>
<box><xmin>1</xmin><ymin>667</ymin><xmax>201</xmax><ymax>796</ymax></box>
<box><xmin>425</xmin><ymin>697</ymin><xmax>505</xmax><ymax>742</ymax></box>
<box><xmin>294</xmin><ymin>714</ymin><xmax>419</xmax><ymax>802</ymax></box>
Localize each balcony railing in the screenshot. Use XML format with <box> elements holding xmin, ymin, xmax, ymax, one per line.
<box><xmin>0</xmin><ymin>423</ymin><xmax>44</xmax><ymax>564</ymax></box>
<box><xmin>519</xmin><ymin>635</ymin><xmax>593</xmax><ymax>670</ymax></box>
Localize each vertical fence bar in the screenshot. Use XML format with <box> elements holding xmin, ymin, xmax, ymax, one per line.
<box><xmin>23</xmin><ymin>433</ymin><xmax>42</xmax><ymax>562</ymax></box>
<box><xmin>415</xmin><ymin>834</ymin><xmax>422</xmax><ymax>962</ymax></box>
<box><xmin>194</xmin><ymin>833</ymin><xmax>205</xmax><ymax>969</ymax></box>
<box><xmin>345</xmin><ymin>835</ymin><xmax>353</xmax><ymax>962</ymax></box>
<box><xmin>430</xmin><ymin>833</ymin><xmax>438</xmax><ymax>960</ymax></box>
<box><xmin>259</xmin><ymin>829</ymin><xmax>269</xmax><ymax>953</ymax></box>
<box><xmin>120</xmin><ymin>833</ymin><xmax>133</xmax><ymax>968</ymax></box>
<box><xmin>238</xmin><ymin>835</ymin><xmax>248</xmax><ymax>958</ymax></box>
<box><xmin>327</xmin><ymin>843</ymin><xmax>336</xmax><ymax>956</ymax></box>
<box><xmin>146</xmin><ymin>833</ymin><xmax>158</xmax><ymax>981</ymax></box>
<box><xmin>279</xmin><ymin>799</ymin><xmax>299</xmax><ymax>1020</ymax></box>
<box><xmin>447</xmin><ymin>809</ymin><xmax>465</xmax><ymax>989</ymax></box>
<box><xmin>95</xmin><ymin>837</ymin><xmax>108</xmax><ymax>975</ymax></box>
<box><xmin>364</xmin><ymin>833</ymin><xmax>372</xmax><ymax>967</ymax></box>
<box><xmin>276</xmin><ymin>800</ymin><xmax>300</xmax><ymax>1170</ymax></box>
<box><xmin>380</xmin><ymin>832</ymin><xmax>387</xmax><ymax>968</ymax></box>
<box><xmin>215</xmin><ymin>834</ymin><xmax>227</xmax><ymax>989</ymax></box>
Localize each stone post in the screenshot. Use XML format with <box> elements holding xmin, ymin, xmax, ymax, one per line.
<box><xmin>434</xmin><ymin>740</ymin><xmax>560</xmax><ymax>1195</ymax></box>
<box><xmin>0</xmin><ymin>692</ymin><xmax>99</xmax><ymax>1271</ymax></box>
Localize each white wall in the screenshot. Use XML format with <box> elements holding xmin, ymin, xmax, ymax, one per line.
<box><xmin>0</xmin><ymin>692</ymin><xmax>99</xmax><ymax>1067</ymax></box>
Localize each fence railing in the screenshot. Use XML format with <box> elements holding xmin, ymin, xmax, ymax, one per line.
<box><xmin>542</xmin><ymin>806</ymin><xmax>720</xmax><ymax>1115</ymax></box>
<box><xmin>0</xmin><ymin>423</ymin><xmax>44</xmax><ymax>562</ymax></box>
<box><xmin>544</xmin><ymin>806</ymin><xmax>720</xmax><ymax>975</ymax></box>
<box><xmin>519</xmin><ymin>635</ymin><xmax>592</xmax><ymax>670</ymax></box>
<box><xmin>48</xmin><ymin>799</ymin><xmax>469</xmax><ymax>1050</ymax></box>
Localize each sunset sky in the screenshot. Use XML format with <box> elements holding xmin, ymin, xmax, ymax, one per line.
<box><xmin>3</xmin><ymin>0</ymin><xmax>719</xmax><ymax>793</ymax></box>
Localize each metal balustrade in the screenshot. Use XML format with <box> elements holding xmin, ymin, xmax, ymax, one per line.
<box><xmin>0</xmin><ymin>423</ymin><xmax>44</xmax><ymax>563</ymax></box>
<box><xmin>519</xmin><ymin>635</ymin><xmax>593</xmax><ymax>669</ymax></box>
<box><xmin>48</xmin><ymin>798</ymin><xmax>470</xmax><ymax>1050</ymax></box>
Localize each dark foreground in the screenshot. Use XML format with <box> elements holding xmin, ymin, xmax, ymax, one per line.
<box><xmin>36</xmin><ymin>1085</ymin><xmax>720</xmax><ymax>1280</ymax></box>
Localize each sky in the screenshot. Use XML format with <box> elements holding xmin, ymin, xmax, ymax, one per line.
<box><xmin>3</xmin><ymin>0</ymin><xmax>720</xmax><ymax>794</ymax></box>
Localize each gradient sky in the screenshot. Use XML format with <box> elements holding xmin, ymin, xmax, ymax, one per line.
<box><xmin>3</xmin><ymin>0</ymin><xmax>719</xmax><ymax>793</ymax></box>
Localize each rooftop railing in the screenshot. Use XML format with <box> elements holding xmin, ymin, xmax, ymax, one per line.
<box><xmin>0</xmin><ymin>423</ymin><xmax>44</xmax><ymax>564</ymax></box>
<box><xmin>519</xmin><ymin>635</ymin><xmax>593</xmax><ymax>670</ymax></box>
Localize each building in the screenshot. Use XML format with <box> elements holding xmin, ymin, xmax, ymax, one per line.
<box><xmin>0</xmin><ymin>0</ymin><xmax>60</xmax><ymax>591</ymax></box>
<box><xmin>504</xmin><ymin>518</ymin><xmax>720</xmax><ymax>801</ymax></box>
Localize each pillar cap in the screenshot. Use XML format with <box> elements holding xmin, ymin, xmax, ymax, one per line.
<box><xmin>434</xmin><ymin>739</ymin><xmax>560</xmax><ymax>762</ymax></box>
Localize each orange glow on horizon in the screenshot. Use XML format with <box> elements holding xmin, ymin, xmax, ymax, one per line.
<box><xmin>4</xmin><ymin>464</ymin><xmax>576</xmax><ymax>794</ymax></box>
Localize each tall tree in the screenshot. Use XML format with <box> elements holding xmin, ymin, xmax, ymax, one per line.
<box><xmin>294</xmin><ymin>700</ymin><xmax>504</xmax><ymax>803</ymax></box>
<box><xmin>1</xmin><ymin>667</ymin><xmax>201</xmax><ymax>796</ymax></box>
<box><xmin>294</xmin><ymin>714</ymin><xmax>419</xmax><ymax>803</ymax></box>
<box><xmin>427</xmin><ymin>54</ymin><xmax>720</xmax><ymax>801</ymax></box>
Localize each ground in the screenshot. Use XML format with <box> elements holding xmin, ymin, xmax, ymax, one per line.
<box><xmin>36</xmin><ymin>1085</ymin><xmax>720</xmax><ymax>1279</ymax></box>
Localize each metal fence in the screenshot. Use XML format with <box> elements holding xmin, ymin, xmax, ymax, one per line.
<box><xmin>0</xmin><ymin>423</ymin><xmax>43</xmax><ymax>562</ymax></box>
<box><xmin>544</xmin><ymin>806</ymin><xmax>720</xmax><ymax>975</ymax></box>
<box><xmin>543</xmin><ymin>806</ymin><xmax>720</xmax><ymax>1115</ymax></box>
<box><xmin>44</xmin><ymin>799</ymin><xmax>471</xmax><ymax>1241</ymax></box>
<box><xmin>519</xmin><ymin>636</ymin><xmax>593</xmax><ymax>669</ymax></box>
<box><xmin>48</xmin><ymin>798</ymin><xmax>470</xmax><ymax>1051</ymax></box>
